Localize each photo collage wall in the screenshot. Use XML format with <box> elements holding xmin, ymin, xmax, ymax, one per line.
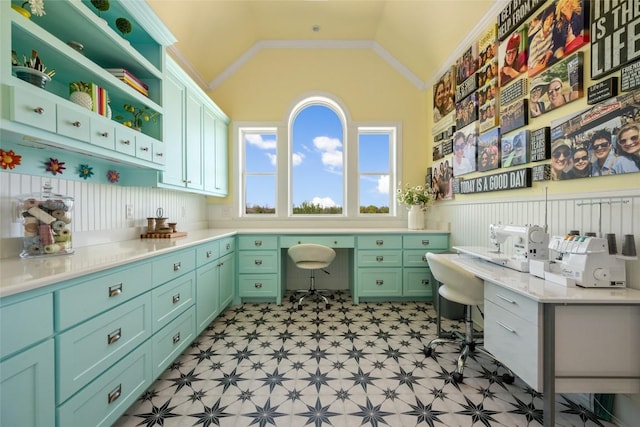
<box><xmin>430</xmin><ymin>0</ymin><xmax>640</xmax><ymax>199</ymax></box>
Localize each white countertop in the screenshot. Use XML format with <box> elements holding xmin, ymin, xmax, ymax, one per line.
<box><xmin>443</xmin><ymin>252</ymin><xmax>640</xmax><ymax>304</ymax></box>
<box><xmin>0</xmin><ymin>228</ymin><xmax>447</xmax><ymax>298</ymax></box>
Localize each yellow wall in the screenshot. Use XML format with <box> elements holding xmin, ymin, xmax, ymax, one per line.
<box><xmin>209</xmin><ymin>48</ymin><xmax>428</xmax><ymax>189</ymax></box>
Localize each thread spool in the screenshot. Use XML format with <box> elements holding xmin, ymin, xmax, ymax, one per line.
<box><xmin>606</xmin><ymin>233</ymin><xmax>617</xmax><ymax>255</ymax></box>
<box><xmin>41</xmin><ymin>199</ymin><xmax>67</xmax><ymax>211</ymax></box>
<box><xmin>622</xmin><ymin>234</ymin><xmax>637</xmax><ymax>257</ymax></box>
<box><xmin>28</xmin><ymin>244</ymin><xmax>43</xmax><ymax>255</ymax></box>
<box><xmin>59</xmin><ymin>228</ymin><xmax>71</xmax><ymax>237</ymax></box>
<box><xmin>51</xmin><ymin>209</ymin><xmax>71</xmax><ymax>223</ymax></box>
<box><xmin>51</xmin><ymin>220</ymin><xmax>66</xmax><ymax>232</ymax></box>
<box><xmin>22</xmin><ymin>198</ymin><xmax>39</xmax><ymax>209</ymax></box>
<box><xmin>24</xmin><ymin>217</ymin><xmax>38</xmax><ymax>237</ymax></box>
<box><xmin>39</xmin><ymin>224</ymin><xmax>55</xmax><ymax>245</ymax></box>
<box><xmin>28</xmin><ymin>206</ymin><xmax>56</xmax><ymax>224</ymax></box>
<box><xmin>43</xmin><ymin>244</ymin><xmax>60</xmax><ymax>254</ymax></box>
<box><xmin>54</xmin><ymin>233</ymin><xmax>70</xmax><ymax>242</ymax></box>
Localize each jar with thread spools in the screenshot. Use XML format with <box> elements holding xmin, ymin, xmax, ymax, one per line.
<box><xmin>18</xmin><ymin>183</ymin><xmax>74</xmax><ymax>258</ymax></box>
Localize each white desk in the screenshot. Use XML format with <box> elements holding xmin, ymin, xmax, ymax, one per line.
<box><xmin>442</xmin><ymin>252</ymin><xmax>640</xmax><ymax>427</ymax></box>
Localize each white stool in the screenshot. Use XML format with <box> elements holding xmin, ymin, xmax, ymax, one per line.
<box><xmin>288</xmin><ymin>243</ymin><xmax>336</xmax><ymax>310</ymax></box>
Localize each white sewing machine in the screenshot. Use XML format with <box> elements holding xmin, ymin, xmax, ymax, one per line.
<box><xmin>546</xmin><ymin>235</ymin><xmax>626</xmax><ymax>288</ymax></box>
<box><xmin>454</xmin><ymin>224</ymin><xmax>549</xmax><ymax>272</ymax></box>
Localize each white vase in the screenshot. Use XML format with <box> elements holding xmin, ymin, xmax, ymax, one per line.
<box><xmin>407</xmin><ymin>205</ymin><xmax>425</xmax><ymax>230</ymax></box>
<box><xmin>69</xmin><ymin>91</ymin><xmax>92</xmax><ymax>111</ymax></box>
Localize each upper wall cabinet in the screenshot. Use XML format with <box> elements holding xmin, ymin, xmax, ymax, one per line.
<box><xmin>158</xmin><ymin>57</ymin><xmax>229</xmax><ymax>196</ymax></box>
<box><xmin>0</xmin><ymin>0</ymin><xmax>175</xmax><ymax>169</ymax></box>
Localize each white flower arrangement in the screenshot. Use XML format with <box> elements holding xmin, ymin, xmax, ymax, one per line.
<box><xmin>396</xmin><ymin>183</ymin><xmax>433</xmax><ymax>210</ymax></box>
<box><xmin>22</xmin><ymin>0</ymin><xmax>46</xmax><ymax>16</ymax></box>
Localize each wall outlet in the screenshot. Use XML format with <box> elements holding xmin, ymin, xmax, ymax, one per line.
<box><xmin>125</xmin><ymin>204</ymin><xmax>134</xmax><ymax>219</ymax></box>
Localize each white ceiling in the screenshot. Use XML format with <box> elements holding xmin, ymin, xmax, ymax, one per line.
<box><xmin>147</xmin><ymin>0</ymin><xmax>502</xmax><ymax>91</ymax></box>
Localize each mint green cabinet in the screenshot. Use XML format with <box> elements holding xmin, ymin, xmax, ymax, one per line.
<box><xmin>152</xmin><ymin>307</ymin><xmax>196</xmax><ymax>378</ymax></box>
<box><xmin>219</xmin><ymin>242</ymin><xmax>236</xmax><ymax>310</ymax></box>
<box><xmin>237</xmin><ymin>235</ymin><xmax>280</xmax><ymax>304</ymax></box>
<box><xmin>203</xmin><ymin>106</ymin><xmax>229</xmax><ymax>196</ymax></box>
<box><xmin>161</xmin><ymin>69</ymin><xmax>187</xmax><ymax>187</ymax></box>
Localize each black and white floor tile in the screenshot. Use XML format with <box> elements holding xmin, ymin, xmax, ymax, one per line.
<box><xmin>115</xmin><ymin>291</ymin><xmax>614</xmax><ymax>427</ymax></box>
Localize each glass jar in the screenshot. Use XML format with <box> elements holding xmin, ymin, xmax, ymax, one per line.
<box><xmin>18</xmin><ymin>183</ymin><xmax>74</xmax><ymax>258</ymax></box>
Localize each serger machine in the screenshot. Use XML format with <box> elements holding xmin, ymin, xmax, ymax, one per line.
<box><xmin>545</xmin><ymin>235</ymin><xmax>626</xmax><ymax>288</ymax></box>
<box><xmin>454</xmin><ymin>224</ymin><xmax>549</xmax><ymax>272</ymax></box>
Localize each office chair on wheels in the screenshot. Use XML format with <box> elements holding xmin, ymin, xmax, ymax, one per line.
<box><xmin>287</xmin><ymin>243</ymin><xmax>336</xmax><ymax>310</ymax></box>
<box><xmin>424</xmin><ymin>252</ymin><xmax>515</xmax><ymax>384</ymax></box>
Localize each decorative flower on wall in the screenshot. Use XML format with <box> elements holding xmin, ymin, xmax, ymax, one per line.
<box><xmin>107</xmin><ymin>170</ymin><xmax>120</xmax><ymax>183</ymax></box>
<box><xmin>77</xmin><ymin>164</ymin><xmax>94</xmax><ymax>179</ymax></box>
<box><xmin>44</xmin><ymin>157</ymin><xmax>65</xmax><ymax>175</ymax></box>
<box><xmin>0</xmin><ymin>149</ymin><xmax>22</xmax><ymax>169</ymax></box>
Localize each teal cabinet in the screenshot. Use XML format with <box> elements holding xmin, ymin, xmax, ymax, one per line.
<box><xmin>219</xmin><ymin>241</ymin><xmax>236</xmax><ymax>310</ymax></box>
<box><xmin>203</xmin><ymin>106</ymin><xmax>229</xmax><ymax>196</ymax></box>
<box><xmin>196</xmin><ymin>238</ymin><xmax>235</xmax><ymax>333</ymax></box>
<box><xmin>237</xmin><ymin>235</ymin><xmax>280</xmax><ymax>304</ymax></box>
<box><xmin>161</xmin><ymin>69</ymin><xmax>187</xmax><ymax>187</ymax></box>
<box><xmin>152</xmin><ymin>307</ymin><xmax>196</xmax><ymax>378</ymax></box>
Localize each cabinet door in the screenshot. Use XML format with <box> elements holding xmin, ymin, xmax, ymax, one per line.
<box><xmin>162</xmin><ymin>73</ymin><xmax>186</xmax><ymax>187</ymax></box>
<box><xmin>196</xmin><ymin>261</ymin><xmax>220</xmax><ymax>333</ymax></box>
<box><xmin>219</xmin><ymin>252</ymin><xmax>235</xmax><ymax>310</ymax></box>
<box><xmin>203</xmin><ymin>107</ymin><xmax>227</xmax><ymax>196</ymax></box>
<box><xmin>1</xmin><ymin>339</ymin><xmax>55</xmax><ymax>427</ymax></box>
<box><xmin>185</xmin><ymin>91</ymin><xmax>204</xmax><ymax>190</ymax></box>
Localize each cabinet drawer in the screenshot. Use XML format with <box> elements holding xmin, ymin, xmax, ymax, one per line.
<box><xmin>484</xmin><ymin>281</ymin><xmax>540</xmax><ymax>321</ymax></box>
<box><xmin>238</xmin><ymin>235</ymin><xmax>278</xmax><ymax>250</ymax></box>
<box><xmin>357</xmin><ymin>235</ymin><xmax>402</xmax><ymax>249</ymax></box>
<box><xmin>57</xmin><ymin>293</ymin><xmax>152</xmax><ymax>403</ymax></box>
<box><xmin>403</xmin><ymin>249</ymin><xmax>429</xmax><ymax>267</ymax></box>
<box><xmin>357</xmin><ymin>250</ymin><xmax>402</xmax><ymax>267</ymax></box>
<box><xmin>403</xmin><ymin>269</ymin><xmax>433</xmax><ymax>298</ymax></box>
<box><xmin>197</xmin><ymin>241</ymin><xmax>220</xmax><ymax>266</ymax></box>
<box><xmin>1</xmin><ymin>293</ymin><xmax>53</xmax><ymax>359</ymax></box>
<box><xmin>403</xmin><ymin>234</ymin><xmax>449</xmax><ymax>250</ymax></box>
<box><xmin>152</xmin><ymin>306</ymin><xmax>196</xmax><ymax>378</ymax></box>
<box><xmin>152</xmin><ymin>141</ymin><xmax>166</xmax><ymax>165</ymax></box>
<box><xmin>136</xmin><ymin>135</ymin><xmax>154</xmax><ymax>162</ymax></box>
<box><xmin>220</xmin><ymin>237</ymin><xmax>235</xmax><ymax>255</ymax></box>
<box><xmin>238</xmin><ymin>251</ymin><xmax>278</xmax><ymax>273</ymax></box>
<box><xmin>57</xmin><ymin>263</ymin><xmax>152</xmax><ymax>330</ymax></box>
<box><xmin>281</xmin><ymin>235</ymin><xmax>355</xmax><ymax>248</ymax></box>
<box><xmin>238</xmin><ymin>275</ymin><xmax>279</xmax><ymax>297</ymax></box>
<box><xmin>57</xmin><ymin>341</ymin><xmax>152</xmax><ymax>427</ymax></box>
<box><xmin>7</xmin><ymin>84</ymin><xmax>56</xmax><ymax>132</ymax></box>
<box><xmin>358</xmin><ymin>269</ymin><xmax>402</xmax><ymax>296</ymax></box>
<box><xmin>484</xmin><ymin>300</ymin><xmax>542</xmax><ymax>390</ymax></box>
<box><xmin>90</xmin><ymin>116</ymin><xmax>116</xmax><ymax>150</ymax></box>
<box><xmin>151</xmin><ymin>249</ymin><xmax>196</xmax><ymax>287</ymax></box>
<box><xmin>152</xmin><ymin>271</ymin><xmax>195</xmax><ymax>333</ymax></box>
<box><xmin>57</xmin><ymin>103</ymin><xmax>91</xmax><ymax>141</ymax></box>
<box><xmin>114</xmin><ymin>126</ymin><xmax>137</xmax><ymax>156</ymax></box>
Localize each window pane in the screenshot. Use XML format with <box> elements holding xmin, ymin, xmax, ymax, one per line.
<box><xmin>245</xmin><ymin>133</ymin><xmax>276</xmax><ymax>172</ymax></box>
<box><xmin>291</xmin><ymin>105</ymin><xmax>343</xmax><ymax>214</ymax></box>
<box><xmin>359</xmin><ymin>175</ymin><xmax>390</xmax><ymax>213</ymax></box>
<box><xmin>359</xmin><ymin>133</ymin><xmax>390</xmax><ymax>173</ymax></box>
<box><xmin>245</xmin><ymin>175</ymin><xmax>276</xmax><ymax>214</ymax></box>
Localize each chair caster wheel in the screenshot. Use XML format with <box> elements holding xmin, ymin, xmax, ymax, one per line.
<box><xmin>326</xmin><ymin>304</ymin><xmax>331</xmax><ymax>310</ymax></box>
<box><xmin>502</xmin><ymin>374</ymin><xmax>515</xmax><ymax>384</ymax></box>
<box><xmin>424</xmin><ymin>347</ymin><xmax>433</xmax><ymax>357</ymax></box>
<box><xmin>329</xmin><ymin>294</ymin><xmax>335</xmax><ymax>299</ymax></box>
<box><xmin>298</xmin><ymin>304</ymin><xmax>303</xmax><ymax>311</ymax></box>
<box><xmin>452</xmin><ymin>372</ymin><xmax>464</xmax><ymax>383</ymax></box>
<box><xmin>289</xmin><ymin>295</ymin><xmax>296</xmax><ymax>303</ymax></box>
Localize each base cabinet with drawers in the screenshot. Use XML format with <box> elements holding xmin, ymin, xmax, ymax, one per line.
<box><xmin>237</xmin><ymin>235</ymin><xmax>281</xmax><ymax>304</ymax></box>
<box><xmin>0</xmin><ymin>236</ymin><xmax>235</xmax><ymax>427</ymax></box>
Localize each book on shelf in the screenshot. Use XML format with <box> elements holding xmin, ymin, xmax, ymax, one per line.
<box><xmin>104</xmin><ymin>68</ymin><xmax>149</xmax><ymax>89</ymax></box>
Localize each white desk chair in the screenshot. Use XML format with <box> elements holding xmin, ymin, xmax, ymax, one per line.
<box><xmin>288</xmin><ymin>243</ymin><xmax>336</xmax><ymax>310</ymax></box>
<box><xmin>425</xmin><ymin>252</ymin><xmax>515</xmax><ymax>384</ymax></box>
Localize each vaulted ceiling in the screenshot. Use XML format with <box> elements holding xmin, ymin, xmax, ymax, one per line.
<box><xmin>147</xmin><ymin>0</ymin><xmax>500</xmax><ymax>91</ymax></box>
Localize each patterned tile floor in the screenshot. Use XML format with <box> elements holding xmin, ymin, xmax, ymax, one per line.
<box><xmin>115</xmin><ymin>291</ymin><xmax>614</xmax><ymax>427</ymax></box>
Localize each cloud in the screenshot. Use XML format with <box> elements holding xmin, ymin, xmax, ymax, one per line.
<box><xmin>245</xmin><ymin>134</ymin><xmax>276</xmax><ymax>150</ymax></box>
<box><xmin>377</xmin><ymin>175</ymin><xmax>389</xmax><ymax>194</ymax></box>
<box><xmin>313</xmin><ymin>136</ymin><xmax>343</xmax><ymax>168</ymax></box>
<box><xmin>266</xmin><ymin>153</ymin><xmax>276</xmax><ymax>166</ymax></box>
<box><xmin>311</xmin><ymin>196</ymin><xmax>336</xmax><ymax>208</ymax></box>
<box><xmin>292</xmin><ymin>152</ymin><xmax>305</xmax><ymax>166</ymax></box>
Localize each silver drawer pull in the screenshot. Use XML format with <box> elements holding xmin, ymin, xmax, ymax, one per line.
<box><xmin>254</xmin><ymin>240</ymin><xmax>262</xmax><ymax>247</ymax></box>
<box><xmin>140</xmin><ymin>146</ymin><xmax>149</xmax><ymax>152</ymax></box>
<box><xmin>173</xmin><ymin>333</ymin><xmax>181</xmax><ymax>344</ymax></box>
<box><xmin>206</xmin><ymin>250</ymin><xmax>213</xmax><ymax>258</ymax></box>
<box><xmin>99</xmin><ymin>131</ymin><xmax>109</xmax><ymax>137</ymax></box>
<box><xmin>421</xmin><ymin>239</ymin><xmax>430</xmax><ymax>246</ymax></box>
<box><xmin>72</xmin><ymin>121</ymin><xmax>81</xmax><ymax>127</ymax></box>
<box><xmin>108</xmin><ymin>283</ymin><xmax>123</xmax><ymax>297</ymax></box>
<box><xmin>107</xmin><ymin>384</ymin><xmax>122</xmax><ymax>404</ymax></box>
<box><xmin>254</xmin><ymin>282</ymin><xmax>263</xmax><ymax>288</ymax></box>
<box><xmin>33</xmin><ymin>107</ymin><xmax>45</xmax><ymax>114</ymax></box>
<box><xmin>121</xmin><ymin>139</ymin><xmax>131</xmax><ymax>145</ymax></box>
<box><xmin>172</xmin><ymin>294</ymin><xmax>180</xmax><ymax>304</ymax></box>
<box><xmin>107</xmin><ymin>328</ymin><xmax>122</xmax><ymax>345</ymax></box>
<box><xmin>225</xmin><ymin>243</ymin><xmax>231</xmax><ymax>250</ymax></box>
<box><xmin>376</xmin><ymin>240</ymin><xmax>384</xmax><ymax>246</ymax></box>
<box><xmin>254</xmin><ymin>259</ymin><xmax>262</xmax><ymax>265</ymax></box>
<box><xmin>173</xmin><ymin>262</ymin><xmax>181</xmax><ymax>271</ymax></box>
<box><xmin>496</xmin><ymin>294</ymin><xmax>517</xmax><ymax>304</ymax></box>
<box><xmin>156</xmin><ymin>152</ymin><xmax>164</xmax><ymax>157</ymax></box>
<box><xmin>376</xmin><ymin>256</ymin><xmax>384</xmax><ymax>262</ymax></box>
<box><xmin>421</xmin><ymin>279</ymin><xmax>429</xmax><ymax>285</ymax></box>
<box><xmin>495</xmin><ymin>320</ymin><xmax>516</xmax><ymax>334</ymax></box>
<box><xmin>376</xmin><ymin>280</ymin><xmax>384</xmax><ymax>286</ymax></box>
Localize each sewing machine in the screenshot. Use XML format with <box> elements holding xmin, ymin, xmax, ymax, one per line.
<box><xmin>546</xmin><ymin>235</ymin><xmax>626</xmax><ymax>288</ymax></box>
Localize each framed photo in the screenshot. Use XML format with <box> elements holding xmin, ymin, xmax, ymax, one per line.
<box><xmin>433</xmin><ymin>67</ymin><xmax>456</xmax><ymax>123</ymax></box>
<box><xmin>478</xmin><ymin>23</ymin><xmax>498</xmax><ymax>70</ymax></box>
<box><xmin>479</xmin><ymin>99</ymin><xmax>498</xmax><ymax>132</ymax></box>
<box><xmin>456</xmin><ymin>44</ymin><xmax>478</xmax><ymax>86</ymax></box>
<box><xmin>477</xmin><ymin>127</ymin><xmax>501</xmax><ymax>172</ymax></box>
<box><xmin>455</xmin><ymin>92</ymin><xmax>478</xmax><ymax>129</ymax></box>
<box><xmin>501</xmin><ymin>130</ymin><xmax>530</xmax><ymax>167</ymax></box>
<box><xmin>528</xmin><ymin>51</ymin><xmax>584</xmax><ymax>116</ymax></box>
<box><xmin>499</xmin><ymin>25</ymin><xmax>529</xmax><ymax>87</ymax></box>
<box><xmin>500</xmin><ymin>98</ymin><xmax>529</xmax><ymax>134</ymax></box>
<box><xmin>431</xmin><ymin>157</ymin><xmax>454</xmax><ymax>200</ymax></box>
<box><xmin>452</xmin><ymin>123</ymin><xmax>478</xmax><ymax>176</ymax></box>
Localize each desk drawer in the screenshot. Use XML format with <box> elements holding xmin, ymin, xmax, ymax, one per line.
<box><xmin>57</xmin><ymin>263</ymin><xmax>152</xmax><ymax>330</ymax></box>
<box><xmin>8</xmin><ymin>84</ymin><xmax>56</xmax><ymax>132</ymax></box>
<box><xmin>57</xmin><ymin>293</ymin><xmax>152</xmax><ymax>403</ymax></box>
<box><xmin>152</xmin><ymin>249</ymin><xmax>196</xmax><ymax>287</ymax></box>
<box><xmin>484</xmin><ymin>300</ymin><xmax>541</xmax><ymax>390</ymax></box>
<box><xmin>403</xmin><ymin>249</ymin><xmax>429</xmax><ymax>267</ymax></box>
<box><xmin>403</xmin><ymin>234</ymin><xmax>449</xmax><ymax>250</ymax></box>
<box><xmin>151</xmin><ymin>271</ymin><xmax>195</xmax><ymax>333</ymax></box>
<box><xmin>57</xmin><ymin>341</ymin><xmax>152</xmax><ymax>427</ymax></box>
<box><xmin>357</xmin><ymin>250</ymin><xmax>402</xmax><ymax>267</ymax></box>
<box><xmin>358</xmin><ymin>269</ymin><xmax>402</xmax><ymax>296</ymax></box>
<box><xmin>484</xmin><ymin>281</ymin><xmax>540</xmax><ymax>320</ymax></box>
<box><xmin>403</xmin><ymin>269</ymin><xmax>433</xmax><ymax>298</ymax></box>
<box><xmin>196</xmin><ymin>241</ymin><xmax>220</xmax><ymax>266</ymax></box>
<box><xmin>152</xmin><ymin>306</ymin><xmax>196</xmax><ymax>378</ymax></box>
<box><xmin>1</xmin><ymin>294</ymin><xmax>53</xmax><ymax>359</ymax></box>
<box><xmin>280</xmin><ymin>235</ymin><xmax>354</xmax><ymax>248</ymax></box>
<box><xmin>220</xmin><ymin>237</ymin><xmax>235</xmax><ymax>255</ymax></box>
<box><xmin>238</xmin><ymin>251</ymin><xmax>278</xmax><ymax>273</ymax></box>
<box><xmin>357</xmin><ymin>235</ymin><xmax>402</xmax><ymax>249</ymax></box>
<box><xmin>239</xmin><ymin>275</ymin><xmax>278</xmax><ymax>297</ymax></box>
<box><xmin>238</xmin><ymin>235</ymin><xmax>278</xmax><ymax>250</ymax></box>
